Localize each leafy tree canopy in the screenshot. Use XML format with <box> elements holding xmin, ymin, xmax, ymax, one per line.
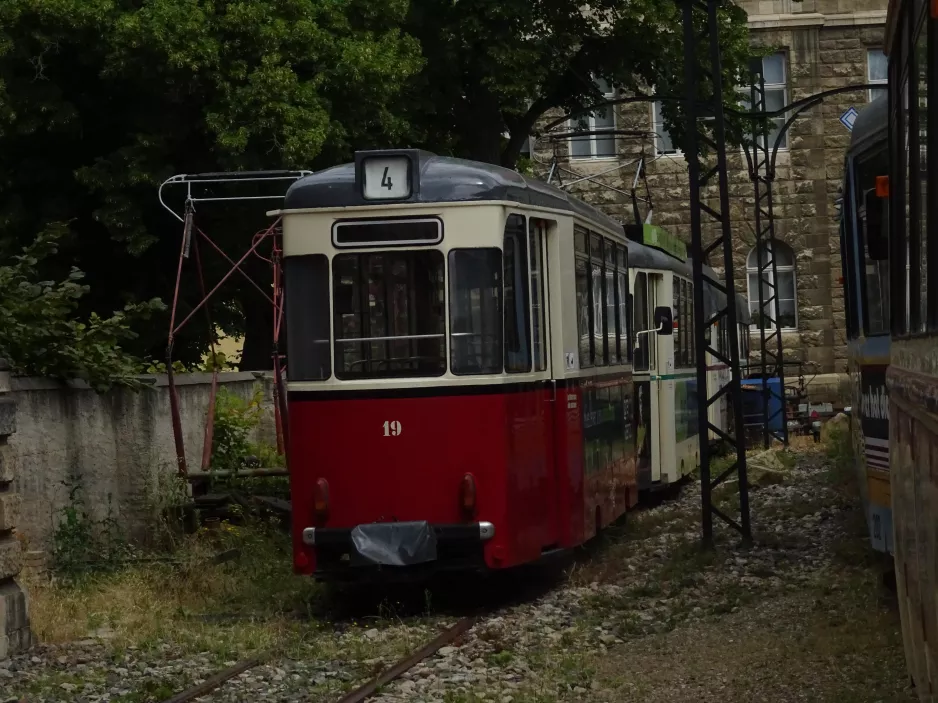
<box><xmin>0</xmin><ymin>0</ymin><xmax>759</xmax><ymax>379</ymax></box>
<box><xmin>0</xmin><ymin>0</ymin><xmax>422</xmax><ymax>371</ymax></box>
<box><xmin>404</xmin><ymin>0</ymin><xmax>755</xmax><ymax>167</ymax></box>
<box><xmin>0</xmin><ymin>225</ymin><xmax>163</xmax><ymax>390</ymax></box>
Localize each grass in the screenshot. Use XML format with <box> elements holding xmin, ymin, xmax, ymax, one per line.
<box><xmin>21</xmin><ymin>517</ymin><xmax>443</xmax><ymax>701</ymax></box>
<box><xmin>28</xmin><ymin>520</ymin><xmax>323</xmax><ymax>661</ymax></box>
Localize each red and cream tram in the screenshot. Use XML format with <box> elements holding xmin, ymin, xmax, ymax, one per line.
<box><xmin>277</xmin><ymin>150</ymin><xmax>652</xmax><ymax>578</ymax></box>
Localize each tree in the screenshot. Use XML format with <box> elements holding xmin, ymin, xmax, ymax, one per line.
<box><xmin>0</xmin><ymin>0</ymin><xmax>422</xmax><ymax>369</ymax></box>
<box><xmin>403</xmin><ymin>0</ymin><xmax>754</xmax><ymax>168</ymax></box>
<box><xmin>0</xmin><ymin>225</ymin><xmax>163</xmax><ymax>391</ymax></box>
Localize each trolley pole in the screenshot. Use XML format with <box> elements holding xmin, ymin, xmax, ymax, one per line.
<box><xmin>680</xmin><ymin>0</ymin><xmax>751</xmax><ymax>546</ymax></box>
<box><xmin>745</xmin><ymin>57</ymin><xmax>789</xmax><ymax>448</ymax></box>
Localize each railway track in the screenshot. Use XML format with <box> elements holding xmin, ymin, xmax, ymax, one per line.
<box><xmin>158</xmin><ymin>617</ymin><xmax>477</xmax><ymax>703</ymax></box>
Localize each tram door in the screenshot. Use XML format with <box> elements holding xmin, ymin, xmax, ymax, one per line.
<box><xmin>648</xmin><ymin>273</ymin><xmax>664</xmax><ymax>483</ymax></box>
<box><xmin>633</xmin><ymin>271</ymin><xmax>658</xmax><ymax>489</ymax></box>
<box><xmin>527</xmin><ymin>218</ymin><xmax>558</xmax><ymax>547</ymax></box>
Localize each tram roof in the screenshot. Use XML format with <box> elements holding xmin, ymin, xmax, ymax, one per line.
<box><xmin>282</xmin><ymin>151</ymin><xmax>624</xmax><ymax>234</ymax></box>
<box><xmin>626</xmin><ymin>237</ymin><xmax>692</xmax><ymax>275</ymax></box>
<box><xmin>627</xmin><ymin>238</ymin><xmax>747</xmax><ymax>322</ymax></box>
<box><xmin>848</xmin><ymin>96</ymin><xmax>888</xmax><ymax>153</ymax></box>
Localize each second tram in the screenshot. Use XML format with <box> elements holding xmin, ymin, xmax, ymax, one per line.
<box><xmin>840</xmin><ymin>95</ymin><xmax>892</xmax><ymax>555</ymax></box>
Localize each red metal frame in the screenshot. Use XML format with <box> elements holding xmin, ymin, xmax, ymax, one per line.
<box><xmin>159</xmin><ymin>171</ymin><xmax>309</xmax><ymax>477</ymax></box>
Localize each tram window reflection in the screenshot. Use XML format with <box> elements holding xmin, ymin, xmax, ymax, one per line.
<box><xmin>855</xmin><ymin>146</ymin><xmax>891</xmax><ymax>336</ymax></box>
<box><xmin>575</xmin><ymin>227</ymin><xmax>593</xmax><ymax>369</ymax></box>
<box><xmin>504</xmin><ymin>215</ymin><xmax>532</xmax><ymax>373</ymax></box>
<box><xmin>529</xmin><ymin>220</ymin><xmax>549</xmax><ymax>372</ymax></box>
<box><xmin>449</xmin><ymin>248</ymin><xmax>503</xmax><ymax>375</ymax></box>
<box><xmin>604</xmin><ymin>240</ymin><xmax>617</xmax><ymax>365</ymax></box>
<box><xmin>634</xmin><ymin>272</ymin><xmax>650</xmax><ymax>371</ymax></box>
<box><xmin>673</xmin><ymin>278</ymin><xmax>681</xmax><ymax>367</ymax></box>
<box><xmin>285</xmin><ymin>254</ymin><xmax>331</xmax><ymax>381</ymax></box>
<box><xmin>590</xmin><ymin>233</ymin><xmax>607</xmax><ymax>366</ymax></box>
<box><xmin>617</xmin><ymin>246</ymin><xmax>630</xmax><ymax>362</ymax></box>
<box><xmin>332</xmin><ymin>251</ymin><xmax>445</xmax><ymax>379</ymax></box>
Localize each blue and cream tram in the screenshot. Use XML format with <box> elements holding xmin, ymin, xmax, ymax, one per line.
<box><xmin>839</xmin><ymin>95</ymin><xmax>892</xmax><ymax>555</ymax></box>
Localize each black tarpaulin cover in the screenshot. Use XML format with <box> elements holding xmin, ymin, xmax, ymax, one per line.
<box><xmin>350</xmin><ymin>521</ymin><xmax>438</xmax><ymax>566</ymax></box>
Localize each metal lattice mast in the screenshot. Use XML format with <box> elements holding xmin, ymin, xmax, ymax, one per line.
<box><xmin>747</xmin><ymin>58</ymin><xmax>790</xmax><ymax>447</ymax></box>
<box><xmin>680</xmin><ymin>0</ymin><xmax>751</xmax><ymax>545</ymax></box>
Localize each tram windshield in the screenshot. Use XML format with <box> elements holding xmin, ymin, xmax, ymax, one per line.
<box><xmin>449</xmin><ymin>249</ymin><xmax>502</xmax><ymax>374</ymax></box>
<box><xmin>332</xmin><ymin>251</ymin><xmax>446</xmax><ymax>379</ymax></box>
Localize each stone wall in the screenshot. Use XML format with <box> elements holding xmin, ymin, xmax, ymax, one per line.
<box><xmin>534</xmin><ymin>0</ymin><xmax>889</xmax><ymax>405</ymax></box>
<box><xmin>0</xmin><ymin>359</ymin><xmax>32</xmax><ymax>660</ymax></box>
<box><xmin>12</xmin><ymin>372</ymin><xmax>277</xmax><ymax>555</ymax></box>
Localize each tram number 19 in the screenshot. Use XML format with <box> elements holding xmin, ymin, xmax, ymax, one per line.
<box><xmin>383</xmin><ymin>420</ymin><xmax>402</xmax><ymax>437</ymax></box>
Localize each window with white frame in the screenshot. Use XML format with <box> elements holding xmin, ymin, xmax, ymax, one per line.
<box><xmin>569</xmin><ymin>78</ymin><xmax>616</xmax><ymax>159</ymax></box>
<box><xmin>740</xmin><ymin>53</ymin><xmax>789</xmax><ymax>151</ymax></box>
<box><xmin>867</xmin><ymin>49</ymin><xmax>888</xmax><ymax>102</ymax></box>
<box><xmin>746</xmin><ymin>241</ymin><xmax>797</xmax><ymax>330</ymax></box>
<box><xmin>652</xmin><ymin>101</ymin><xmax>680</xmax><ymax>155</ymax></box>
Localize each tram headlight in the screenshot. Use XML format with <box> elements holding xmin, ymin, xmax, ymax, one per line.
<box><xmin>314</xmin><ymin>478</ymin><xmax>330</xmax><ymax>523</ymax></box>
<box><xmin>460</xmin><ymin>473</ymin><xmax>477</xmax><ymax>518</ymax></box>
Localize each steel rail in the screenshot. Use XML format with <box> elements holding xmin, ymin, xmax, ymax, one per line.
<box><xmin>334</xmin><ymin>617</ymin><xmax>477</xmax><ymax>703</ymax></box>
<box><xmin>160</xmin><ymin>655</ymin><xmax>267</xmax><ymax>703</ymax></box>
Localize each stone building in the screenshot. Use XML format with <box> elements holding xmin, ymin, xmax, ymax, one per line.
<box><xmin>534</xmin><ymin>0</ymin><xmax>889</xmax><ymax>404</ymax></box>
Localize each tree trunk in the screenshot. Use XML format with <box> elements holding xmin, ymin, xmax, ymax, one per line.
<box><xmin>501</xmin><ymin>130</ymin><xmax>529</xmax><ymax>170</ymax></box>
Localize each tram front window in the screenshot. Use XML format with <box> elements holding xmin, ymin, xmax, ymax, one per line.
<box><xmin>285</xmin><ymin>254</ymin><xmax>331</xmax><ymax>381</ymax></box>
<box><xmin>449</xmin><ymin>248</ymin><xmax>503</xmax><ymax>374</ymax></box>
<box><xmin>333</xmin><ymin>251</ymin><xmax>446</xmax><ymax>379</ymax></box>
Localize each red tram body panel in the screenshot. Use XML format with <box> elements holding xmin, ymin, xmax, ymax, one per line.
<box><xmin>289</xmin><ymin>376</ymin><xmax>637</xmax><ymax>576</ymax></box>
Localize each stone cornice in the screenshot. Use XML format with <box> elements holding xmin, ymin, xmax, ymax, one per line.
<box><xmin>748</xmin><ymin>10</ymin><xmax>887</xmax><ymax>30</ymax></box>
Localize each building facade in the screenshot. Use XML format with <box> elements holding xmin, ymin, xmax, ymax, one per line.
<box><xmin>534</xmin><ymin>0</ymin><xmax>889</xmax><ymax>405</ymax></box>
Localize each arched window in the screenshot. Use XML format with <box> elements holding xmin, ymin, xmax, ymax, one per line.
<box><xmin>746</xmin><ymin>242</ymin><xmax>797</xmax><ymax>330</ymax></box>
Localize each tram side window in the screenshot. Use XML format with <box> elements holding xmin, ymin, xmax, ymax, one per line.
<box><xmin>681</xmin><ymin>281</ymin><xmax>694</xmax><ymax>366</ymax></box>
<box><xmin>634</xmin><ymin>272</ymin><xmax>650</xmax><ymax>371</ymax></box>
<box><xmin>687</xmin><ymin>283</ymin><xmax>697</xmax><ymax>366</ymax></box>
<box><xmin>529</xmin><ymin>220</ymin><xmax>548</xmax><ymax>372</ymax></box>
<box><xmin>673</xmin><ymin>278</ymin><xmax>681</xmax><ymax>367</ymax></box>
<box><xmin>674</xmin><ymin>278</ymin><xmax>687</xmax><ymax>367</ymax></box>
<box><xmin>839</xmin><ymin>200</ymin><xmax>860</xmax><ymax>340</ymax></box>
<box><xmin>915</xmin><ymin>18</ymin><xmax>928</xmax><ymax>332</ymax></box>
<box><xmin>590</xmin><ymin>233</ymin><xmax>607</xmax><ymax>366</ymax></box>
<box><xmin>504</xmin><ymin>215</ymin><xmax>532</xmax><ymax>373</ymax></box>
<box><xmin>575</xmin><ymin>227</ymin><xmax>593</xmax><ymax>369</ymax></box>
<box><xmin>332</xmin><ymin>251</ymin><xmax>445</xmax><ymax>379</ymax></box>
<box><xmin>284</xmin><ymin>254</ymin><xmax>331</xmax><ymax>381</ymax></box>
<box><xmin>681</xmin><ymin>279</ymin><xmax>690</xmax><ymax>367</ymax></box>
<box><xmin>449</xmin><ymin>249</ymin><xmax>503</xmax><ymax>375</ymax></box>
<box><xmin>604</xmin><ymin>239</ymin><xmax>617</xmax><ymax>364</ymax></box>
<box><xmin>616</xmin><ymin>246</ymin><xmax>630</xmax><ymax>362</ymax></box>
<box><xmin>856</xmin><ymin>146</ymin><xmax>890</xmax><ymax>336</ymax></box>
